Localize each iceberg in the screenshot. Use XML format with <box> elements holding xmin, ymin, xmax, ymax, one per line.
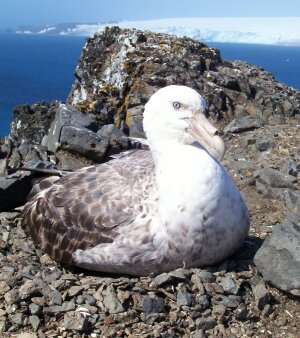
<box><xmin>15</xmin><ymin>17</ymin><xmax>300</xmax><ymax>46</ymax></box>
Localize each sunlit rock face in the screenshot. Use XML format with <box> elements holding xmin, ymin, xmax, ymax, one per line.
<box><xmin>68</xmin><ymin>26</ymin><xmax>300</xmax><ymax>139</ymax></box>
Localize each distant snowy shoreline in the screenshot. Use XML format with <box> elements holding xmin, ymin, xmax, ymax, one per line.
<box><xmin>11</xmin><ymin>17</ymin><xmax>300</xmax><ymax>46</ymax></box>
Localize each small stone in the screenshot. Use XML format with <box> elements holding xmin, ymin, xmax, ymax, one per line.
<box><xmin>256</xmin><ymin>138</ymin><xmax>273</xmax><ymax>151</ymax></box>
<box><xmin>47</xmin><ymin>290</ymin><xmax>63</xmax><ymax>305</ymax></box>
<box><xmin>252</xmin><ymin>283</ymin><xmax>272</xmax><ymax>310</ymax></box>
<box><xmin>219</xmin><ymin>278</ymin><xmax>239</xmax><ymax>295</ymax></box>
<box><xmin>43</xmin><ymin>301</ymin><xmax>75</xmax><ymax>314</ymax></box>
<box><xmin>4</xmin><ymin>289</ymin><xmax>20</xmax><ymax>304</ymax></box>
<box><xmin>254</xmin><ymin>168</ymin><xmax>297</xmax><ymax>189</ymax></box>
<box><xmin>29</xmin><ymin>315</ymin><xmax>40</xmax><ymax>331</ymax></box>
<box><xmin>169</xmin><ymin>269</ymin><xmax>190</xmax><ymax>280</ymax></box>
<box><xmin>11</xmin><ymin>313</ymin><xmax>27</xmax><ymax>325</ymax></box>
<box><xmin>143</xmin><ymin>296</ymin><xmax>165</xmax><ymax>314</ymax></box>
<box><xmin>153</xmin><ymin>273</ymin><xmax>174</xmax><ymax>286</ymax></box>
<box><xmin>63</xmin><ymin>311</ymin><xmax>91</xmax><ymax>331</ymax></box>
<box><xmin>19</xmin><ymin>280</ymin><xmax>40</xmax><ymax>300</ymax></box>
<box><xmin>29</xmin><ymin>303</ymin><xmax>42</xmax><ymax>315</ymax></box>
<box><xmin>68</xmin><ymin>285</ymin><xmax>84</xmax><ymax>297</ymax></box>
<box><xmin>212</xmin><ymin>304</ymin><xmax>227</xmax><ymax>317</ymax></box>
<box><xmin>261</xmin><ymin>304</ymin><xmax>274</xmax><ymax>318</ymax></box>
<box><xmin>0</xmin><ymin>281</ymin><xmax>10</xmax><ymax>295</ymax></box>
<box><xmin>77</xmin><ymin>294</ymin><xmax>97</xmax><ymax>305</ymax></box>
<box><xmin>195</xmin><ymin>317</ymin><xmax>217</xmax><ymax>332</ymax></box>
<box><xmin>234</xmin><ymin>303</ymin><xmax>248</xmax><ymax>320</ymax></box>
<box><xmin>214</xmin><ymin>295</ymin><xmax>242</xmax><ymax>308</ymax></box>
<box><xmin>198</xmin><ymin>271</ymin><xmax>216</xmax><ymax>283</ymax></box>
<box><xmin>191</xmin><ymin>274</ymin><xmax>205</xmax><ymax>294</ymax></box>
<box><xmin>177</xmin><ymin>288</ymin><xmax>193</xmax><ymax>307</ymax></box>
<box><xmin>224</xmin><ymin>116</ymin><xmax>265</xmax><ymax>133</ymax></box>
<box><xmin>102</xmin><ymin>285</ymin><xmax>124</xmax><ymax>314</ymax></box>
<box><xmin>197</xmin><ymin>294</ymin><xmax>210</xmax><ymax>309</ymax></box>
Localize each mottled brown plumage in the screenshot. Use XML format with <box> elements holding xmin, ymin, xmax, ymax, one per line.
<box><xmin>22</xmin><ymin>150</ymin><xmax>155</xmax><ymax>265</ymax></box>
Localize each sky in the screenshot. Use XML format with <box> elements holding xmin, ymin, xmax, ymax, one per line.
<box><xmin>1</xmin><ymin>0</ymin><xmax>300</xmax><ymax>29</ymax></box>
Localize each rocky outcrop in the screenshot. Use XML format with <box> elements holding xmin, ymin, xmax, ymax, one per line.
<box><xmin>0</xmin><ymin>27</ymin><xmax>300</xmax><ymax>336</ymax></box>
<box><xmin>68</xmin><ymin>26</ymin><xmax>300</xmax><ymax>136</ymax></box>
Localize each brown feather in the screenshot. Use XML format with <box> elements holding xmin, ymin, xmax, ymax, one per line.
<box><xmin>21</xmin><ymin>150</ymin><xmax>155</xmax><ymax>264</ymax></box>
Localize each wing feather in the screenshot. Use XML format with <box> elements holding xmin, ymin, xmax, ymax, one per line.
<box><xmin>21</xmin><ymin>150</ymin><xmax>155</xmax><ymax>263</ymax></box>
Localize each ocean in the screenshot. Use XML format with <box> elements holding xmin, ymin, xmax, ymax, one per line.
<box><xmin>0</xmin><ymin>34</ymin><xmax>300</xmax><ymax>138</ymax></box>
<box><xmin>0</xmin><ymin>33</ymin><xmax>85</xmax><ymax>138</ymax></box>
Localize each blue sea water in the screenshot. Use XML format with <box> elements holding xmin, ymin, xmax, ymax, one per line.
<box><xmin>0</xmin><ymin>33</ymin><xmax>85</xmax><ymax>138</ymax></box>
<box><xmin>0</xmin><ymin>34</ymin><xmax>299</xmax><ymax>138</ymax></box>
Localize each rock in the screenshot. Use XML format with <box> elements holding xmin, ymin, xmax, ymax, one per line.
<box><xmin>252</xmin><ymin>282</ymin><xmax>272</xmax><ymax>310</ymax></box>
<box><xmin>47</xmin><ymin>290</ymin><xmax>63</xmax><ymax>305</ymax></box>
<box><xmin>4</xmin><ymin>288</ymin><xmax>20</xmax><ymax>304</ymax></box>
<box><xmin>197</xmin><ymin>294</ymin><xmax>210</xmax><ymax>309</ymax></box>
<box><xmin>29</xmin><ymin>315</ymin><xmax>40</xmax><ymax>331</ymax></box>
<box><xmin>97</xmin><ymin>124</ymin><xmax>129</xmax><ymax>153</ymax></box>
<box><xmin>63</xmin><ymin>311</ymin><xmax>91</xmax><ymax>331</ymax></box>
<box><xmin>281</xmin><ymin>159</ymin><xmax>299</xmax><ymax>177</ymax></box>
<box><xmin>234</xmin><ymin>303</ymin><xmax>248</xmax><ymax>320</ymax></box>
<box><xmin>219</xmin><ymin>277</ymin><xmax>239</xmax><ymax>295</ymax></box>
<box><xmin>42</xmin><ymin>104</ymin><xmax>109</xmax><ymax>165</ymax></box>
<box><xmin>143</xmin><ymin>296</ymin><xmax>166</xmax><ymax>313</ymax></box>
<box><xmin>0</xmin><ymin>281</ymin><xmax>10</xmax><ymax>295</ymax></box>
<box><xmin>67</xmin><ymin>285</ymin><xmax>84</xmax><ymax>297</ymax></box>
<box><xmin>224</xmin><ymin>116</ymin><xmax>265</xmax><ymax>133</ymax></box>
<box><xmin>43</xmin><ymin>301</ymin><xmax>75</xmax><ymax>314</ymax></box>
<box><xmin>0</xmin><ymin>172</ymin><xmax>32</xmax><ymax>211</ymax></box>
<box><xmin>11</xmin><ymin>102</ymin><xmax>56</xmax><ymax>145</ymax></box>
<box><xmin>254</xmin><ymin>168</ymin><xmax>297</xmax><ymax>189</ymax></box>
<box><xmin>177</xmin><ymin>288</ymin><xmax>193</xmax><ymax>307</ymax></box>
<box><xmin>284</xmin><ymin>190</ymin><xmax>300</xmax><ymax>213</ymax></box>
<box><xmin>256</xmin><ymin>138</ymin><xmax>273</xmax><ymax>151</ymax></box>
<box><xmin>153</xmin><ymin>272</ymin><xmax>175</xmax><ymax>286</ymax></box>
<box><xmin>198</xmin><ymin>271</ymin><xmax>216</xmax><ymax>283</ymax></box>
<box><xmin>45</xmin><ymin>104</ymin><xmax>98</xmax><ymax>153</ymax></box>
<box><xmin>18</xmin><ymin>280</ymin><xmax>40</xmax><ymax>300</ymax></box>
<box><xmin>11</xmin><ymin>313</ymin><xmax>27</xmax><ymax>325</ymax></box>
<box><xmin>102</xmin><ymin>285</ymin><xmax>124</xmax><ymax>314</ymax></box>
<box><xmin>29</xmin><ymin>303</ymin><xmax>42</xmax><ymax>315</ymax></box>
<box><xmin>78</xmin><ymin>294</ymin><xmax>97</xmax><ymax>306</ymax></box>
<box><xmin>254</xmin><ymin>218</ymin><xmax>300</xmax><ymax>293</ymax></box>
<box><xmin>214</xmin><ymin>295</ymin><xmax>242</xmax><ymax>308</ymax></box>
<box><xmin>195</xmin><ymin>317</ymin><xmax>217</xmax><ymax>331</ymax></box>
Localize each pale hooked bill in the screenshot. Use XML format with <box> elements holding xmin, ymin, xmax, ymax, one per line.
<box><xmin>21</xmin><ymin>85</ymin><xmax>249</xmax><ymax>276</ymax></box>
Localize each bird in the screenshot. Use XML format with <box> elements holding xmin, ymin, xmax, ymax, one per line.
<box><xmin>21</xmin><ymin>85</ymin><xmax>249</xmax><ymax>276</ymax></box>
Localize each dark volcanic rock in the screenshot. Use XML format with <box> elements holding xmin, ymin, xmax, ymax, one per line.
<box><xmin>11</xmin><ymin>102</ymin><xmax>57</xmax><ymax>145</ymax></box>
<box><xmin>254</xmin><ymin>217</ymin><xmax>300</xmax><ymax>293</ymax></box>
<box><xmin>143</xmin><ymin>296</ymin><xmax>166</xmax><ymax>314</ymax></box>
<box><xmin>0</xmin><ymin>171</ymin><xmax>32</xmax><ymax>211</ymax></box>
<box><xmin>44</xmin><ymin>104</ymin><xmax>109</xmax><ymax>164</ymax></box>
<box><xmin>224</xmin><ymin>116</ymin><xmax>265</xmax><ymax>133</ymax></box>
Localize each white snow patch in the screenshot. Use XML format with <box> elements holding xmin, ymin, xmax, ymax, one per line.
<box><xmin>60</xmin><ymin>17</ymin><xmax>300</xmax><ymax>46</ymax></box>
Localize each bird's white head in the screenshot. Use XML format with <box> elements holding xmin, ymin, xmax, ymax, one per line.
<box><xmin>143</xmin><ymin>85</ymin><xmax>225</xmax><ymax>161</ymax></box>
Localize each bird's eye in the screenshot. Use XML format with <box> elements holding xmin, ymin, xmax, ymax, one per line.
<box><xmin>172</xmin><ymin>102</ymin><xmax>181</xmax><ymax>110</ymax></box>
